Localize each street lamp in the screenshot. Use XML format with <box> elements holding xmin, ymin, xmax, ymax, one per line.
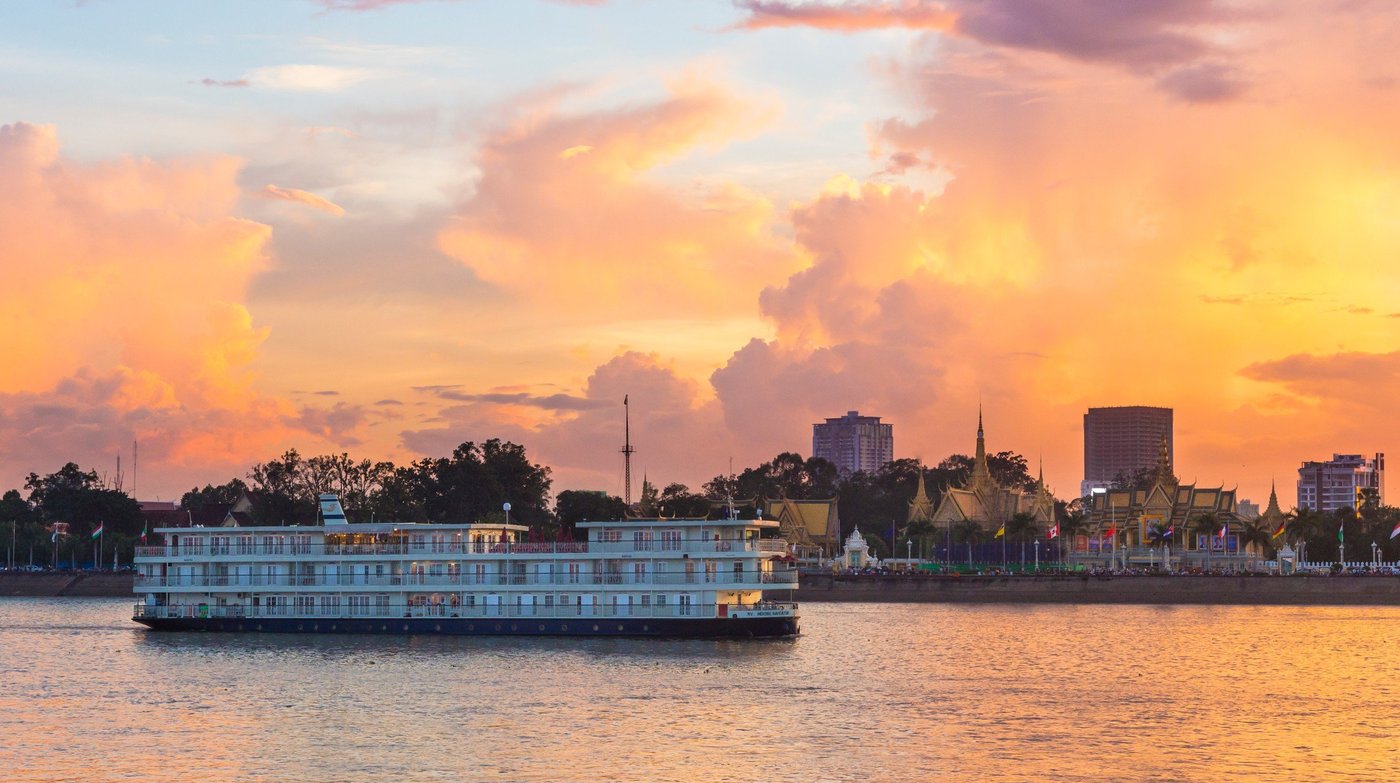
<box><xmin>906</xmin><ymin>538</ymin><xmax>912</xmax><ymax>563</ymax></box>
<box><xmin>1372</xmin><ymin>541</ymin><xmax>1379</xmax><ymax>570</ymax></box>
<box><xmin>1034</xmin><ymin>539</ymin><xmax>1040</xmax><ymax>571</ymax></box>
<box><xmin>503</xmin><ymin>502</ymin><xmax>511</xmax><ymax>527</ymax></box>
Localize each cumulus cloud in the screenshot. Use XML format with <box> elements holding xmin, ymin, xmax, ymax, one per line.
<box><xmin>0</xmin><ymin>122</ymin><xmax>365</xmax><ymax>493</ymax></box>
<box><xmin>731</xmin><ymin>0</ymin><xmax>1250</xmax><ymax>102</ymax></box>
<box><xmin>402</xmin><ymin>353</ymin><xmax>729</xmax><ymax>491</ymax></box>
<box><xmin>258</xmin><ymin>184</ymin><xmax>347</xmax><ymax>216</ymax></box>
<box><xmin>436</xmin><ymin>80</ymin><xmax>798</xmax><ymax>320</ymax></box>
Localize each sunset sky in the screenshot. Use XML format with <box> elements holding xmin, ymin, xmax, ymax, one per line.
<box><xmin>2</xmin><ymin>0</ymin><xmax>1397</xmax><ymax>507</ymax></box>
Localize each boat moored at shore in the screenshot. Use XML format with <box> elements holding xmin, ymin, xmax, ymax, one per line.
<box><xmin>132</xmin><ymin>495</ymin><xmax>799</xmax><ymax>637</ymax></box>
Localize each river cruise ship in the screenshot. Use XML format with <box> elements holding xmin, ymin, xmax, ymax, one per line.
<box><xmin>133</xmin><ymin>495</ymin><xmax>799</xmax><ymax>638</ymax></box>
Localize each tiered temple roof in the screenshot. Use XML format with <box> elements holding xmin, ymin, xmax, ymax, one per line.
<box><xmin>929</xmin><ymin>409</ymin><xmax>1056</xmax><ymax>532</ymax></box>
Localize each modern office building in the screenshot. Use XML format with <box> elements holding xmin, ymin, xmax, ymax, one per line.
<box><xmin>1082</xmin><ymin>406</ymin><xmax>1173</xmax><ymax>497</ymax></box>
<box><xmin>812</xmin><ymin>411</ymin><xmax>893</xmax><ymax>476</ymax></box>
<box><xmin>1297</xmin><ymin>453</ymin><xmax>1385</xmax><ymax>512</ymax></box>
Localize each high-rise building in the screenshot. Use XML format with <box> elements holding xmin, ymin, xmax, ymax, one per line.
<box><xmin>1082</xmin><ymin>406</ymin><xmax>1173</xmax><ymax>497</ymax></box>
<box><xmin>1296</xmin><ymin>453</ymin><xmax>1385</xmax><ymax>512</ymax></box>
<box><xmin>812</xmin><ymin>411</ymin><xmax>893</xmax><ymax>476</ymax></box>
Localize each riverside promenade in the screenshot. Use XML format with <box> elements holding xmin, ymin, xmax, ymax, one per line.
<box><xmin>0</xmin><ymin>572</ymin><xmax>132</xmax><ymax>597</ymax></box>
<box><xmin>6</xmin><ymin>571</ymin><xmax>1400</xmax><ymax>605</ymax></box>
<box><xmin>795</xmin><ymin>572</ymin><xmax>1400</xmax><ymax>605</ymax></box>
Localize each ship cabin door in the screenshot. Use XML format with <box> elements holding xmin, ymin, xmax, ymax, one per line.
<box><xmin>485</xmin><ymin>593</ymin><xmax>501</xmax><ymax>617</ymax></box>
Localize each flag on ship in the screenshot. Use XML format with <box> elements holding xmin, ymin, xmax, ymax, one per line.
<box><xmin>91</xmin><ymin>522</ymin><xmax>104</xmax><ymax>540</ymax></box>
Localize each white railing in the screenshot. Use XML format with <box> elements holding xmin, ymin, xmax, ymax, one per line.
<box><xmin>133</xmin><ymin>600</ymin><xmax>798</xmax><ymax>622</ymax></box>
<box><xmin>136</xmin><ymin>538</ymin><xmax>789</xmax><ymax>560</ymax></box>
<box><xmin>134</xmin><ymin>568</ymin><xmax>799</xmax><ymax>590</ymax></box>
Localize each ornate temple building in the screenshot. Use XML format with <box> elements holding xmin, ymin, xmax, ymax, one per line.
<box><xmin>929</xmin><ymin>410</ymin><xmax>1056</xmax><ymax>534</ymax></box>
<box><xmin>907</xmin><ymin>471</ymin><xmax>935</xmax><ymax>528</ymax></box>
<box><xmin>1084</xmin><ymin>438</ymin><xmax>1242</xmax><ymax>558</ymax></box>
<box><xmin>766</xmin><ymin>497</ymin><xmax>841</xmax><ymax>560</ymax></box>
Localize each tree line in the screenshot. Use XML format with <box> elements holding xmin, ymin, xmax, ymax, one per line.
<box><xmin>1</xmin><ymin>439</ymin><xmax>1044</xmax><ymax>568</ymax></box>
<box><xmin>13</xmin><ymin>437</ymin><xmax>1391</xmax><ymax>569</ymax></box>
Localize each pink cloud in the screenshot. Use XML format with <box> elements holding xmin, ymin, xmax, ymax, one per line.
<box><xmin>732</xmin><ymin>0</ymin><xmax>1250</xmax><ymax>102</ymax></box>
<box><xmin>258</xmin><ymin>184</ymin><xmax>346</xmax><ymax>216</ymax></box>
<box><xmin>0</xmin><ymin>122</ymin><xmax>365</xmax><ymax>495</ymax></box>
<box><xmin>731</xmin><ymin>0</ymin><xmax>956</xmax><ymax>32</ymax></box>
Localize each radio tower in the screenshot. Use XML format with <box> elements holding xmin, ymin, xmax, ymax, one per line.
<box><xmin>621</xmin><ymin>395</ymin><xmax>635</xmax><ymax>505</ymax></box>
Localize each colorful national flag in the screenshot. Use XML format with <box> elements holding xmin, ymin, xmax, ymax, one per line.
<box><xmin>1390</xmin><ymin>520</ymin><xmax>1400</xmax><ymax>540</ymax></box>
<box><xmin>1105</xmin><ymin>524</ymin><xmax>1116</xmax><ymax>539</ymax></box>
<box><xmin>1338</xmin><ymin>523</ymin><xmax>1345</xmax><ymax>543</ymax></box>
<box><xmin>1218</xmin><ymin>522</ymin><xmax>1228</xmax><ymax>540</ymax></box>
<box><xmin>1048</xmin><ymin>523</ymin><xmax>1059</xmax><ymax>540</ymax></box>
<box><xmin>91</xmin><ymin>522</ymin><xmax>104</xmax><ymax>540</ymax></box>
<box><xmin>994</xmin><ymin>524</ymin><xmax>1006</xmax><ymax>539</ymax></box>
<box><xmin>140</xmin><ymin>522</ymin><xmax>148</xmax><ymax>544</ymax></box>
<box><xmin>1164</xmin><ymin>525</ymin><xmax>1174</xmax><ymax>539</ymax></box>
<box><xmin>1272</xmin><ymin>520</ymin><xmax>1286</xmax><ymax>539</ymax></box>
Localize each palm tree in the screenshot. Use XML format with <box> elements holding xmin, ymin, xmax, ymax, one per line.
<box><xmin>1056</xmin><ymin>511</ymin><xmax>1089</xmax><ymax>568</ymax></box>
<box><xmin>1146</xmin><ymin>522</ymin><xmax>1172</xmax><ymax>571</ymax></box>
<box><xmin>1288</xmin><ymin>507</ymin><xmax>1325</xmax><ymax>565</ymax></box>
<box><xmin>1005</xmin><ymin>512</ymin><xmax>1037</xmax><ymax>569</ymax></box>
<box><xmin>904</xmin><ymin>518</ymin><xmax>935</xmax><ymax>561</ymax></box>
<box><xmin>1193</xmin><ymin>512</ymin><xmax>1222</xmax><ymax>572</ymax></box>
<box><xmin>951</xmin><ymin>519</ymin><xmax>983</xmax><ymax>568</ymax></box>
<box><xmin>1239</xmin><ymin>518</ymin><xmax>1272</xmax><ymax>571</ymax></box>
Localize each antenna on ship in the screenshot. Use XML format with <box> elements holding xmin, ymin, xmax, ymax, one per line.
<box><xmin>621</xmin><ymin>394</ymin><xmax>636</xmax><ymax>505</ymax></box>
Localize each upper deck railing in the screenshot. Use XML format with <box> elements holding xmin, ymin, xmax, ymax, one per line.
<box><xmin>135</xmin><ymin>538</ymin><xmax>790</xmax><ymax>560</ymax></box>
<box><xmin>132</xmin><ymin>600</ymin><xmax>798</xmax><ymax>623</ymax></box>
<box><xmin>133</xmin><ymin>568</ymin><xmax>800</xmax><ymax>590</ymax></box>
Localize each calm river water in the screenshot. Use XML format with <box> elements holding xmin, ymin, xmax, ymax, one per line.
<box><xmin>1</xmin><ymin>598</ymin><xmax>1397</xmax><ymax>782</ymax></box>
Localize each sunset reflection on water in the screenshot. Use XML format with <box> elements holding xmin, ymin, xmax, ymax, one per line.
<box><xmin>1</xmin><ymin>599</ymin><xmax>1396</xmax><ymax>782</ymax></box>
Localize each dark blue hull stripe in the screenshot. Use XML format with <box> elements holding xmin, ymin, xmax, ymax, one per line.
<box><xmin>134</xmin><ymin>615</ymin><xmax>799</xmax><ymax>638</ymax></box>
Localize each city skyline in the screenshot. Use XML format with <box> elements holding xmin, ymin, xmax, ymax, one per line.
<box><xmin>2</xmin><ymin>1</ymin><xmax>1398</xmax><ymax>505</ymax></box>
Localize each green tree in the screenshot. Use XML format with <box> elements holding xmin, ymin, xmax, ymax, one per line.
<box><xmin>656</xmin><ymin>483</ymin><xmax>711</xmax><ymax>518</ymax></box>
<box><xmin>25</xmin><ymin>463</ymin><xmax>141</xmax><ymax>566</ymax></box>
<box><xmin>1192</xmin><ymin>512</ymin><xmax>1222</xmax><ymax>572</ymax></box>
<box><xmin>1004</xmin><ymin>512</ymin><xmax>1038</xmax><ymax>566</ymax></box>
<box><xmin>704</xmin><ymin>452</ymin><xmax>840</xmax><ymax>502</ymax></box>
<box><xmin>180</xmin><ymin>479</ymin><xmax>249</xmax><ymax>513</ymax></box>
<box><xmin>1</xmin><ymin>489</ymin><xmax>37</xmax><ymax>568</ymax></box>
<box><xmin>1056</xmin><ymin>509</ymin><xmax>1090</xmax><ymax>565</ymax></box>
<box><xmin>951</xmin><ymin>519</ymin><xmax>983</xmax><ymax>566</ymax></box>
<box><xmin>554</xmin><ymin>490</ymin><xmax>628</xmax><ymax>537</ymax></box>
<box><xmin>1238</xmin><ymin>518</ymin><xmax>1273</xmax><ymax>570</ymax></box>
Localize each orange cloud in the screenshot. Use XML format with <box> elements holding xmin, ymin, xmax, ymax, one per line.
<box><xmin>259</xmin><ymin>184</ymin><xmax>347</xmax><ymax>216</ymax></box>
<box><xmin>436</xmin><ymin>80</ymin><xmax>798</xmax><ymax>325</ymax></box>
<box><xmin>732</xmin><ymin>0</ymin><xmax>956</xmax><ymax>32</ymax></box>
<box><xmin>0</xmin><ymin>122</ymin><xmax>365</xmax><ymax>493</ymax></box>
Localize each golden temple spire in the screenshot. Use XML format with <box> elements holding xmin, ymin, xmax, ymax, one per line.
<box><xmin>969</xmin><ymin>405</ymin><xmax>993</xmax><ymax>490</ymax></box>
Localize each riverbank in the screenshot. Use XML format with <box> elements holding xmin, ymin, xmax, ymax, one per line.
<box><xmin>0</xmin><ymin>572</ymin><xmax>133</xmax><ymax>597</ymax></box>
<box><xmin>793</xmin><ymin>573</ymin><xmax>1400</xmax><ymax>605</ymax></box>
<box><xmin>5</xmin><ymin>571</ymin><xmax>1400</xmax><ymax>605</ymax></box>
